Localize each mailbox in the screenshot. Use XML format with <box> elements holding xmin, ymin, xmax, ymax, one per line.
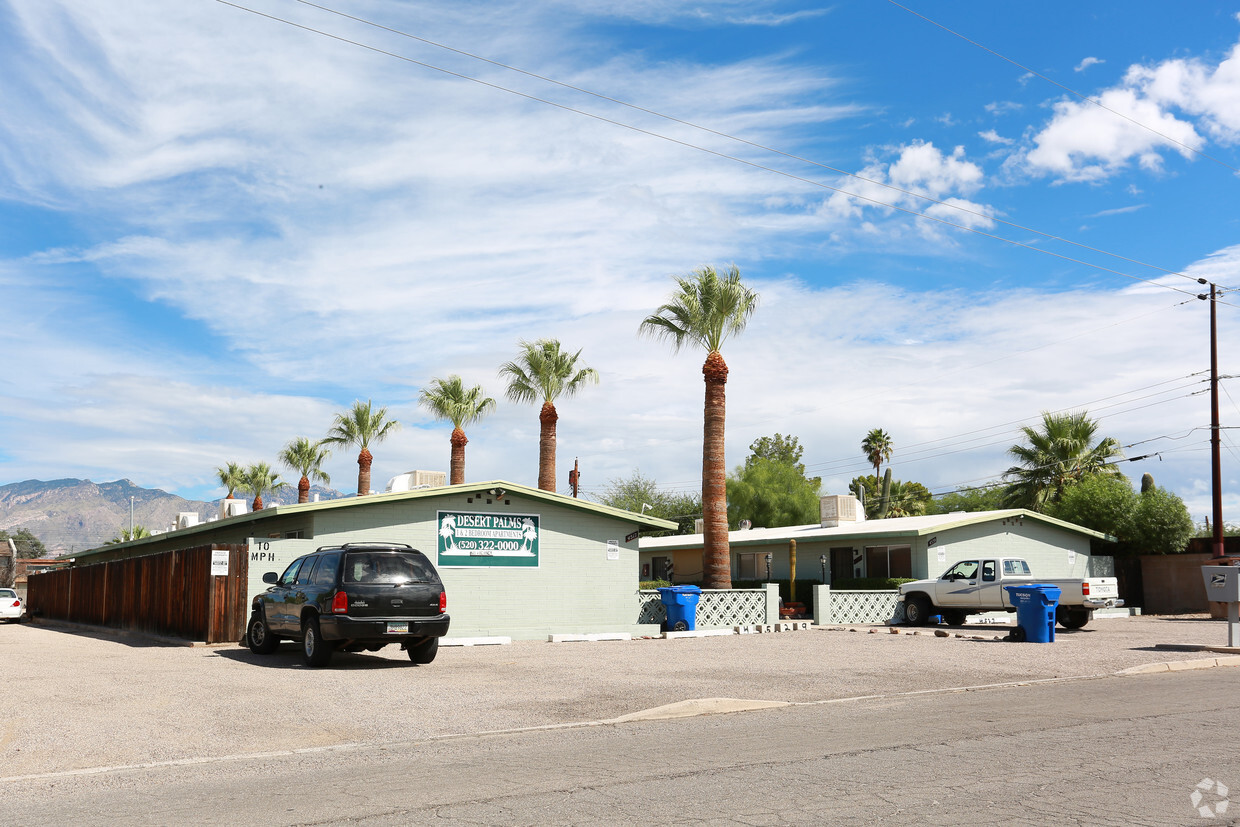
<box><xmin>1202</xmin><ymin>566</ymin><xmax>1240</xmax><ymax>603</ymax></box>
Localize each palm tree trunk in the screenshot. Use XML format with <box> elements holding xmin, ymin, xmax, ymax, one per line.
<box><xmin>298</xmin><ymin>476</ymin><xmax>310</xmax><ymax>504</ymax></box>
<box><xmin>450</xmin><ymin>428</ymin><xmax>468</xmax><ymax>485</ymax></box>
<box><xmin>538</xmin><ymin>402</ymin><xmax>558</xmax><ymax>492</ymax></box>
<box><xmin>357</xmin><ymin>448</ymin><xmax>373</xmax><ymax>496</ymax></box>
<box><xmin>252</xmin><ymin>494</ymin><xmax>263</xmax><ymax>511</ymax></box>
<box><xmin>702</xmin><ymin>350</ymin><xmax>730</xmax><ymax>589</ymax></box>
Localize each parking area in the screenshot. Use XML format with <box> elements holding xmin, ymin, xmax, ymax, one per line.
<box><xmin>0</xmin><ymin>615</ymin><xmax>1233</xmax><ymax>780</ymax></box>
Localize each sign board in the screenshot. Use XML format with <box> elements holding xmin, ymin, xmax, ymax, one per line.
<box><xmin>936</xmin><ymin>547</ymin><xmax>946</xmax><ymax>563</ymax></box>
<box><xmin>437</xmin><ymin>511</ymin><xmax>539</xmax><ymax>568</ymax></box>
<box><xmin>1068</xmin><ymin>550</ymin><xmax>1076</xmax><ymax>568</ymax></box>
<box><xmin>625</xmin><ymin>530</ymin><xmax>639</xmax><ymax>544</ymax></box>
<box><xmin>211</xmin><ymin>549</ymin><xmax>230</xmax><ymax>577</ymax></box>
<box><xmin>607</xmin><ymin>540</ymin><xmax>620</xmax><ymax>561</ymax></box>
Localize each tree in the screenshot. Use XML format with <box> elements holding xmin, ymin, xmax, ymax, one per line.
<box><xmin>499</xmin><ymin>339</ymin><xmax>598</xmax><ymax>492</ymax></box>
<box><xmin>106</xmin><ymin>526</ymin><xmax>150</xmax><ymax>545</ymax></box>
<box><xmin>727</xmin><ymin>459</ymin><xmax>821</xmax><ymax>529</ymax></box>
<box><xmin>640</xmin><ymin>264</ymin><xmax>759</xmax><ymax>589</ymax></box>
<box><xmin>926</xmin><ymin>485</ymin><xmax>1007</xmax><ymax>514</ymax></box>
<box><xmin>215</xmin><ymin>462</ymin><xmax>245</xmax><ymax>500</ymax></box>
<box><xmin>0</xmin><ymin>528</ymin><xmax>48</xmax><ymax>559</ymax></box>
<box><xmin>278</xmin><ymin>437</ymin><xmax>332</xmax><ymax>504</ymax></box>
<box><xmin>861</xmin><ymin>428</ymin><xmax>893</xmax><ymax>480</ymax></box>
<box><xmin>419</xmin><ymin>375</ymin><xmax>496</xmax><ymax>485</ymax></box>
<box><xmin>594</xmin><ymin>469</ymin><xmax>702</xmax><ymax>536</ymax></box>
<box><xmin>240</xmin><ymin>462</ymin><xmax>287</xmax><ymax>511</ymax></box>
<box><xmin>1002</xmin><ymin>410</ymin><xmax>1124</xmax><ymax>511</ymax></box>
<box><xmin>848</xmin><ymin>474</ymin><xmax>932</xmax><ymax>519</ymax></box>
<box><xmin>1049</xmin><ymin>474</ymin><xmax>1194</xmax><ymax>555</ymax></box>
<box><xmin>324</xmin><ymin>400</ymin><xmax>401</xmax><ymax>496</ymax></box>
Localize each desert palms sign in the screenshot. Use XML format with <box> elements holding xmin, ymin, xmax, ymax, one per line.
<box><xmin>437</xmin><ymin>511</ymin><xmax>539</xmax><ymax>567</ymax></box>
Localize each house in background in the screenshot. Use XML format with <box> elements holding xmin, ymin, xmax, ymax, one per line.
<box><xmin>641</xmin><ymin>495</ymin><xmax>1112</xmax><ymax>585</ymax></box>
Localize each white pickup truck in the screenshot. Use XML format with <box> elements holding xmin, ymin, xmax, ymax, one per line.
<box><xmin>898</xmin><ymin>557</ymin><xmax>1123</xmax><ymax>629</ymax></box>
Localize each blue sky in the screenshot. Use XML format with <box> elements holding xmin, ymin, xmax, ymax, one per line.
<box><xmin>1</xmin><ymin>0</ymin><xmax>1238</xmax><ymax>540</ymax></box>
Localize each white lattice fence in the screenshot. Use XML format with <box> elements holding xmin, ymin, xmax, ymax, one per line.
<box><xmin>638</xmin><ymin>589</ymin><xmax>769</xmax><ymax>627</ymax></box>
<box><xmin>828</xmin><ymin>590</ymin><xmax>904</xmax><ymax>624</ymax></box>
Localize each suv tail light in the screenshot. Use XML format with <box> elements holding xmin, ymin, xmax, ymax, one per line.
<box><xmin>1082</xmin><ymin>581</ymin><xmax>1090</xmax><ymax>596</ymax></box>
<box><xmin>439</xmin><ymin>591</ymin><xmax>447</xmax><ymax>612</ymax></box>
<box><xmin>332</xmin><ymin>591</ymin><xmax>349</xmax><ymax>614</ymax></box>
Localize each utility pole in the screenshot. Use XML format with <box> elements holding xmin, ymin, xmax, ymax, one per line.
<box><xmin>568</xmin><ymin>458</ymin><xmax>580</xmax><ymax>498</ymax></box>
<box><xmin>1199</xmin><ymin>280</ymin><xmax>1225</xmax><ymax>558</ymax></box>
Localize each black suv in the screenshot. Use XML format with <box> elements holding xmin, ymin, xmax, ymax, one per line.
<box><xmin>247</xmin><ymin>542</ymin><xmax>450</xmax><ymax>667</ymax></box>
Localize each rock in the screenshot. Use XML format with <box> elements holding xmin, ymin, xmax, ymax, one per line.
<box><xmin>934</xmin><ymin>629</ymin><xmax>949</xmax><ymax>637</ymax></box>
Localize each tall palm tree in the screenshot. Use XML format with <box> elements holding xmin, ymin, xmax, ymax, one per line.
<box><xmin>240</xmin><ymin>462</ymin><xmax>287</xmax><ymax>511</ymax></box>
<box><xmin>499</xmin><ymin>340</ymin><xmax>598</xmax><ymax>492</ymax></box>
<box><xmin>418</xmin><ymin>375</ymin><xmax>496</xmax><ymax>485</ymax></box>
<box><xmin>861</xmin><ymin>428</ymin><xmax>893</xmax><ymax>480</ymax></box>
<box><xmin>639</xmin><ymin>264</ymin><xmax>759</xmax><ymax>589</ymax></box>
<box><xmin>323</xmin><ymin>400</ymin><xmax>401</xmax><ymax>496</ymax></box>
<box><xmin>278</xmin><ymin>437</ymin><xmax>332</xmax><ymax>504</ymax></box>
<box><xmin>1002</xmin><ymin>410</ymin><xmax>1124</xmax><ymax>511</ymax></box>
<box><xmin>215</xmin><ymin>462</ymin><xmax>245</xmax><ymax>500</ymax></box>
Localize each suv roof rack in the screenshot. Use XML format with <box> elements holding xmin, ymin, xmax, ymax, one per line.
<box><xmin>339</xmin><ymin>542</ymin><xmax>414</xmax><ymax>550</ymax></box>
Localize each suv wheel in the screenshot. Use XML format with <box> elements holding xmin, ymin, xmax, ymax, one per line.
<box><xmin>247</xmin><ymin>611</ymin><xmax>280</xmax><ymax>655</ymax></box>
<box><xmin>406</xmin><ymin>636</ymin><xmax>439</xmax><ymax>665</ymax></box>
<box><xmin>302</xmin><ymin>615</ymin><xmax>334</xmax><ymax>667</ymax></box>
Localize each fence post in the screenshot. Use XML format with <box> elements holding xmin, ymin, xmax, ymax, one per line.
<box><xmin>764</xmin><ymin>583</ymin><xmax>780</xmax><ymax>625</ymax></box>
<box><xmin>814</xmin><ymin>584</ymin><xmax>830</xmax><ymax>625</ymax></box>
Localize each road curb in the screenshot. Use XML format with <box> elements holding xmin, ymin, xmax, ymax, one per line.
<box><xmin>1116</xmin><ymin>655</ymin><xmax>1240</xmax><ymax>675</ymax></box>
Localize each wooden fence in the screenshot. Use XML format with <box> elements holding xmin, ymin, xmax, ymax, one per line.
<box><xmin>26</xmin><ymin>544</ymin><xmax>250</xmax><ymax>644</ymax></box>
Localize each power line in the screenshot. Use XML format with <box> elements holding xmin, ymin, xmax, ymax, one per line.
<box><xmin>213</xmin><ymin>0</ymin><xmax>1224</xmax><ymax>299</ymax></box>
<box><xmin>885</xmin><ymin>0</ymin><xmax>1240</xmax><ymax>176</ymax></box>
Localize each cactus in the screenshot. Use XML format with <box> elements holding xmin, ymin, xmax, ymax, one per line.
<box><xmin>878</xmin><ymin>467</ymin><xmax>893</xmax><ymax>519</ymax></box>
<box><xmin>1141</xmin><ymin>473</ymin><xmax>1155</xmax><ymax>493</ymax></box>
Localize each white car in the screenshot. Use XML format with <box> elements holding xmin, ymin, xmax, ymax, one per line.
<box><xmin>0</xmin><ymin>588</ymin><xmax>24</xmax><ymax>622</ymax></box>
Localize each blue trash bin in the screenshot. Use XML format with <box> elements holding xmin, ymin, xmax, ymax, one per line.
<box><xmin>657</xmin><ymin>586</ymin><xmax>701</xmax><ymax>631</ymax></box>
<box><xmin>1003</xmin><ymin>584</ymin><xmax>1062</xmax><ymax>643</ymax></box>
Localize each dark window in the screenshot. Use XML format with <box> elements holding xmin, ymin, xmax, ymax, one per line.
<box><xmin>280</xmin><ymin>556</ymin><xmax>307</xmax><ymax>586</ymax></box>
<box><xmin>312</xmin><ymin>552</ymin><xmax>341</xmax><ymax>586</ymax></box>
<box><xmin>982</xmin><ymin>560</ymin><xmax>996</xmax><ymax>582</ymax></box>
<box><xmin>344</xmin><ymin>551</ymin><xmax>436</xmax><ymax>584</ymax></box>
<box><xmin>296</xmin><ymin>557</ymin><xmax>318</xmax><ymax>585</ymax></box>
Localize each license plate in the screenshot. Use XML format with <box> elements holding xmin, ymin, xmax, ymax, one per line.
<box><xmin>386</xmin><ymin>622</ymin><xmax>409</xmax><ymax>634</ymax></box>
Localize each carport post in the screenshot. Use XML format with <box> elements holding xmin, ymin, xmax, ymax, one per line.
<box><xmin>764</xmin><ymin>583</ymin><xmax>780</xmax><ymax>625</ymax></box>
<box><xmin>814</xmin><ymin>584</ymin><xmax>830</xmax><ymax>625</ymax></box>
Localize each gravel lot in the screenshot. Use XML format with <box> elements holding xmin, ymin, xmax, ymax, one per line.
<box><xmin>0</xmin><ymin>614</ymin><xmax>1234</xmax><ymax>780</ymax></box>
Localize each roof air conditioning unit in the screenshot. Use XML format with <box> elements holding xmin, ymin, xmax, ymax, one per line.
<box><xmin>739</xmin><ymin>519</ymin><xmax>752</xmax><ymax>530</ymax></box>
<box><xmin>220</xmin><ymin>499</ymin><xmax>249</xmax><ymax>519</ymax></box>
<box><xmin>820</xmin><ymin>494</ymin><xmax>863</xmax><ymax>528</ymax></box>
<box><xmin>176</xmin><ymin>512</ymin><xmax>201</xmax><ymax>531</ymax></box>
<box><xmin>386</xmin><ymin>470</ymin><xmax>448</xmax><ymax>493</ymax></box>
<box><xmin>694</xmin><ymin>518</ymin><xmax>704</xmax><ymax>535</ymax></box>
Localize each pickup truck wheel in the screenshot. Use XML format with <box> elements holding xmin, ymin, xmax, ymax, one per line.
<box><xmin>1056</xmin><ymin>606</ymin><xmax>1091</xmax><ymax>630</ymax></box>
<box><xmin>246</xmin><ymin>611</ymin><xmax>280</xmax><ymax>655</ymax></box>
<box><xmin>302</xmin><ymin>615</ymin><xmax>334</xmax><ymax>667</ymax></box>
<box><xmin>943</xmin><ymin>610</ymin><xmax>968</xmax><ymax>627</ymax></box>
<box><xmin>904</xmin><ymin>594</ymin><xmax>932</xmax><ymax>626</ymax></box>
<box><xmin>406</xmin><ymin>636</ymin><xmax>439</xmax><ymax>664</ymax></box>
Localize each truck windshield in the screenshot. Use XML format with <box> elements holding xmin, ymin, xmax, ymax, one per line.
<box><xmin>943</xmin><ymin>561</ymin><xmax>978</xmax><ymax>579</ymax></box>
<box><xmin>344</xmin><ymin>551</ymin><xmax>436</xmax><ymax>585</ymax></box>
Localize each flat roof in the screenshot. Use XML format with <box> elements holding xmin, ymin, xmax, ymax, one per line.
<box><xmin>640</xmin><ymin>509</ymin><xmax>1112</xmax><ymax>551</ymax></box>
<box><xmin>73</xmin><ymin>480</ymin><xmax>677</xmax><ymax>562</ymax></box>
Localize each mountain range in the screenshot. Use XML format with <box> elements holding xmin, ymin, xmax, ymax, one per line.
<box><xmin>0</xmin><ymin>478</ymin><xmax>346</xmax><ymax>556</ymax></box>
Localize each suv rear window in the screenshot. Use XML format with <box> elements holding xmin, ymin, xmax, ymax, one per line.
<box><xmin>344</xmin><ymin>551</ymin><xmax>437</xmax><ymax>585</ymax></box>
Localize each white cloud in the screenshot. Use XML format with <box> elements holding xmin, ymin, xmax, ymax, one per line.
<box><xmin>1075</xmin><ymin>57</ymin><xmax>1105</xmax><ymax>72</ymax></box>
<box><xmin>978</xmin><ymin>129</ymin><xmax>1013</xmax><ymax>145</ymax></box>
<box><xmin>1022</xmin><ymin>34</ymin><xmax>1240</xmax><ymax>181</ymax></box>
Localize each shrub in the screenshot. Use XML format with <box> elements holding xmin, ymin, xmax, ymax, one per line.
<box><xmin>639</xmin><ymin>580</ymin><xmax>672</xmax><ymax>590</ymax></box>
<box><xmin>831</xmin><ymin>577</ymin><xmax>915</xmax><ymax>591</ymax></box>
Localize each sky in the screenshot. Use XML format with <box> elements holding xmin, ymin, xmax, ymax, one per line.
<box><xmin>1</xmin><ymin>0</ymin><xmax>1238</xmax><ymax>538</ymax></box>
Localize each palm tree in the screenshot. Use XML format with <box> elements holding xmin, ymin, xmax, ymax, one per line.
<box><xmin>418</xmin><ymin>375</ymin><xmax>496</xmax><ymax>485</ymax></box>
<box><xmin>215</xmin><ymin>462</ymin><xmax>245</xmax><ymax>500</ymax></box>
<box><xmin>639</xmin><ymin>264</ymin><xmax>759</xmax><ymax>589</ymax></box>
<box><xmin>861</xmin><ymin>428</ymin><xmax>893</xmax><ymax>481</ymax></box>
<box><xmin>499</xmin><ymin>340</ymin><xmax>599</xmax><ymax>492</ymax></box>
<box><xmin>278</xmin><ymin>437</ymin><xmax>332</xmax><ymax>504</ymax></box>
<box><xmin>106</xmin><ymin>526</ymin><xmax>150</xmax><ymax>545</ymax></box>
<box><xmin>240</xmin><ymin>462</ymin><xmax>287</xmax><ymax>511</ymax></box>
<box><xmin>323</xmin><ymin>400</ymin><xmax>401</xmax><ymax>496</ymax></box>
<box><xmin>1002</xmin><ymin>410</ymin><xmax>1124</xmax><ymax>511</ymax></box>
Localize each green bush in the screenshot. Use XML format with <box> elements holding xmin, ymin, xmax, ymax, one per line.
<box><xmin>639</xmin><ymin>580</ymin><xmax>672</xmax><ymax>590</ymax></box>
<box><xmin>831</xmin><ymin>577</ymin><xmax>915</xmax><ymax>591</ymax></box>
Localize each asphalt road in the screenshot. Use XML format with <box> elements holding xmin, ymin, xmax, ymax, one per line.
<box><xmin>6</xmin><ymin>668</ymin><xmax>1239</xmax><ymax>825</ymax></box>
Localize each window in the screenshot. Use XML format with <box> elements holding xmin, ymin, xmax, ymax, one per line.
<box><xmin>865</xmin><ymin>546</ymin><xmax>913</xmax><ymax>579</ymax></box>
<box><xmin>1003</xmin><ymin>559</ymin><xmax>1031</xmax><ymax>576</ymax></box>
<box><xmin>943</xmin><ymin>560</ymin><xmax>979</xmax><ymax>580</ymax></box>
<box><xmin>296</xmin><ymin>557</ymin><xmax>318</xmax><ymax>585</ymax></box>
<box><xmin>737</xmin><ymin>553</ymin><xmax>764</xmax><ymax>580</ymax></box>
<box><xmin>280</xmin><ymin>556</ymin><xmax>307</xmax><ymax>586</ymax></box>
<box><xmin>344</xmin><ymin>551</ymin><xmax>436</xmax><ymax>584</ymax></box>
<box><xmin>982</xmin><ymin>560</ymin><xmax>996</xmax><ymax>582</ymax></box>
<box><xmin>312</xmin><ymin>552</ymin><xmax>341</xmax><ymax>586</ymax></box>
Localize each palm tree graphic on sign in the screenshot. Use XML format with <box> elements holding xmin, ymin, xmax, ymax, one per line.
<box><xmin>521</xmin><ymin>518</ymin><xmax>537</xmax><ymax>553</ymax></box>
<box><xmin>439</xmin><ymin>514</ymin><xmax>457</xmax><ymax>551</ymax></box>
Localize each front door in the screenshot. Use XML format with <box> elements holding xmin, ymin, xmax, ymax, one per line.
<box><xmin>830</xmin><ymin>548</ymin><xmax>855</xmax><ymax>586</ymax></box>
<box><xmin>936</xmin><ymin>559</ymin><xmax>984</xmax><ymax>608</ymax></box>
